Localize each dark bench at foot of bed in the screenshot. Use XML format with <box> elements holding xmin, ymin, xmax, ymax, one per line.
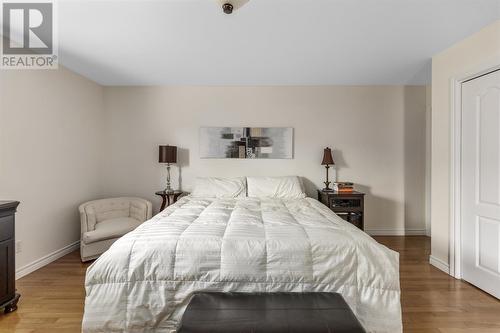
<box><xmin>178</xmin><ymin>292</ymin><xmax>366</xmax><ymax>333</ymax></box>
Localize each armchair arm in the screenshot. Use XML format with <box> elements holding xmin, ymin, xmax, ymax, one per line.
<box><xmin>129</xmin><ymin>198</ymin><xmax>153</xmax><ymax>222</ymax></box>
<box><xmin>79</xmin><ymin>202</ymin><xmax>97</xmax><ymax>235</ymax></box>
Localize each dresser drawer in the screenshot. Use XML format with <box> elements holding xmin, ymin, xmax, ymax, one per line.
<box><xmin>0</xmin><ymin>215</ymin><xmax>14</xmax><ymax>242</ymax></box>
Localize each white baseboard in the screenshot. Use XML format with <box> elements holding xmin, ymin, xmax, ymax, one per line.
<box><xmin>16</xmin><ymin>241</ymin><xmax>80</xmax><ymax>280</ymax></box>
<box><xmin>366</xmin><ymin>228</ymin><xmax>427</xmax><ymax>236</ymax></box>
<box><xmin>429</xmin><ymin>255</ymin><xmax>450</xmax><ymax>274</ymax></box>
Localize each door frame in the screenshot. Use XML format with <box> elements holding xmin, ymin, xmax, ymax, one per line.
<box><xmin>449</xmin><ymin>61</ymin><xmax>500</xmax><ymax>279</ymax></box>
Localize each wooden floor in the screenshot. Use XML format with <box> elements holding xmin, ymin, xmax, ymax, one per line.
<box><xmin>0</xmin><ymin>236</ymin><xmax>499</xmax><ymax>332</ymax></box>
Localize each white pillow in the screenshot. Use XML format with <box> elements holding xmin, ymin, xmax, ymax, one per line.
<box><xmin>191</xmin><ymin>177</ymin><xmax>247</xmax><ymax>198</ymax></box>
<box><xmin>247</xmin><ymin>176</ymin><xmax>306</xmax><ymax>199</ymax></box>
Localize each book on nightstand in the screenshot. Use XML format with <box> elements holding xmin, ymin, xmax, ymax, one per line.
<box><xmin>333</xmin><ymin>182</ymin><xmax>354</xmax><ymax>192</ymax></box>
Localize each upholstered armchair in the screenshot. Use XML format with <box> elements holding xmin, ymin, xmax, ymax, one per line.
<box><xmin>79</xmin><ymin>197</ymin><xmax>152</xmax><ymax>262</ymax></box>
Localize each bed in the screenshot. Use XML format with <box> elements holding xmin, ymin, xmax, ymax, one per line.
<box><xmin>82</xmin><ymin>177</ymin><xmax>402</xmax><ymax>333</ymax></box>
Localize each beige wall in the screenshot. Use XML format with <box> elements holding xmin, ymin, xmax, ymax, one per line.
<box><xmin>404</xmin><ymin>86</ymin><xmax>428</xmax><ymax>233</ymax></box>
<box><xmin>0</xmin><ymin>66</ymin><xmax>104</xmax><ymax>273</ymax></box>
<box><xmin>102</xmin><ymin>85</ymin><xmax>428</xmax><ymax>235</ymax></box>
<box><xmin>431</xmin><ymin>21</ymin><xmax>500</xmax><ymax>266</ymax></box>
<box><xmin>425</xmin><ymin>85</ymin><xmax>432</xmax><ymax>237</ymax></box>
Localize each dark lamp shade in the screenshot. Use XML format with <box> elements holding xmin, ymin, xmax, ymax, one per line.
<box><xmin>159</xmin><ymin>145</ymin><xmax>177</xmax><ymax>163</ymax></box>
<box><xmin>321</xmin><ymin>147</ymin><xmax>335</xmax><ymax>165</ymax></box>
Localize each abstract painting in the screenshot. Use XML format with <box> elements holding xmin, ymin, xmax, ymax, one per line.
<box><xmin>200</xmin><ymin>127</ymin><xmax>293</xmax><ymax>159</ymax></box>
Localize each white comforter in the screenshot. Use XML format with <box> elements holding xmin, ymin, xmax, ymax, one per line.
<box><xmin>82</xmin><ymin>196</ymin><xmax>402</xmax><ymax>333</ymax></box>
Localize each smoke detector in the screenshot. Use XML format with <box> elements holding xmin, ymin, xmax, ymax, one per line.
<box><xmin>217</xmin><ymin>0</ymin><xmax>249</xmax><ymax>14</ymax></box>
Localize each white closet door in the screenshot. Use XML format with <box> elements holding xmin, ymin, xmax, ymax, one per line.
<box><xmin>461</xmin><ymin>69</ymin><xmax>500</xmax><ymax>299</ymax></box>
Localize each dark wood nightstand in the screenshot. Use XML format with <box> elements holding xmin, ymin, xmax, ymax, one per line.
<box><xmin>155</xmin><ymin>191</ymin><xmax>184</xmax><ymax>211</ymax></box>
<box><xmin>317</xmin><ymin>190</ymin><xmax>365</xmax><ymax>230</ymax></box>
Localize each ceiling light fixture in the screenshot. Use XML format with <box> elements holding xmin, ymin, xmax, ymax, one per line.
<box><xmin>217</xmin><ymin>0</ymin><xmax>249</xmax><ymax>14</ymax></box>
<box><xmin>222</xmin><ymin>3</ymin><xmax>233</xmax><ymax>14</ymax></box>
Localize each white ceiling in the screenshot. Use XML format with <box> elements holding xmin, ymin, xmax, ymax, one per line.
<box><xmin>54</xmin><ymin>0</ymin><xmax>500</xmax><ymax>85</ymax></box>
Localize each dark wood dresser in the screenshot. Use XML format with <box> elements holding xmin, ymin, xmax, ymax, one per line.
<box><xmin>0</xmin><ymin>201</ymin><xmax>20</xmax><ymax>314</ymax></box>
<box><xmin>318</xmin><ymin>190</ymin><xmax>365</xmax><ymax>230</ymax></box>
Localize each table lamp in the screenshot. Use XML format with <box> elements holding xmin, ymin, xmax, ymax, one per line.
<box><xmin>321</xmin><ymin>147</ymin><xmax>335</xmax><ymax>191</ymax></box>
<box><xmin>159</xmin><ymin>145</ymin><xmax>177</xmax><ymax>193</ymax></box>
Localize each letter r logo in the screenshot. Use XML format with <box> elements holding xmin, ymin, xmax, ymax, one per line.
<box><xmin>2</xmin><ymin>3</ymin><xmax>53</xmax><ymax>55</ymax></box>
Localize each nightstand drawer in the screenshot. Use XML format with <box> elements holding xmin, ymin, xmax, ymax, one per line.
<box><xmin>329</xmin><ymin>197</ymin><xmax>362</xmax><ymax>209</ymax></box>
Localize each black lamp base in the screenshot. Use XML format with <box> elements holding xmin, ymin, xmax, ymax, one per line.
<box><xmin>323</xmin><ymin>167</ymin><xmax>332</xmax><ymax>192</ymax></box>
